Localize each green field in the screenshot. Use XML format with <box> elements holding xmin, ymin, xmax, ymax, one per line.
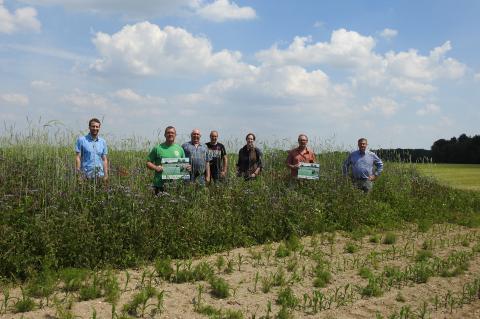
<box><xmin>416</xmin><ymin>163</ymin><xmax>480</xmax><ymax>191</ymax></box>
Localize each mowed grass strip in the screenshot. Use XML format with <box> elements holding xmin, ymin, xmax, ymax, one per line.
<box><xmin>416</xmin><ymin>164</ymin><xmax>480</xmax><ymax>191</ymax></box>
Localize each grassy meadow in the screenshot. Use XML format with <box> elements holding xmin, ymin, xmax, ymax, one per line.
<box><xmin>416</xmin><ymin>163</ymin><xmax>480</xmax><ymax>191</ymax></box>
<box><xmin>1</xmin><ymin>128</ymin><xmax>480</xmax><ymax>317</ymax></box>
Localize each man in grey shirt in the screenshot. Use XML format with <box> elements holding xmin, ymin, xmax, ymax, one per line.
<box><xmin>342</xmin><ymin>138</ymin><xmax>383</xmax><ymax>192</ymax></box>
<box><xmin>182</xmin><ymin>129</ymin><xmax>211</xmax><ymax>185</ymax></box>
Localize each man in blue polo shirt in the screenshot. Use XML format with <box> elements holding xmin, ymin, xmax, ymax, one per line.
<box><xmin>342</xmin><ymin>137</ymin><xmax>383</xmax><ymax>192</ymax></box>
<box><xmin>75</xmin><ymin>118</ymin><xmax>108</xmax><ymax>181</ymax></box>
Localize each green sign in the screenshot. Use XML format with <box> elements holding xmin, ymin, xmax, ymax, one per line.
<box><xmin>297</xmin><ymin>163</ymin><xmax>320</xmax><ymax>180</ymax></box>
<box><xmin>161</xmin><ymin>158</ymin><xmax>190</xmax><ymax>180</ymax></box>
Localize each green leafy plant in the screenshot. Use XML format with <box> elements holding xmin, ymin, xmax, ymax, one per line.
<box><xmin>13</xmin><ymin>288</ymin><xmax>35</xmax><ymax>313</ymax></box>
<box><xmin>344</xmin><ymin>242</ymin><xmax>359</xmax><ymax>254</ymax></box>
<box><xmin>382</xmin><ymin>232</ymin><xmax>397</xmax><ymax>245</ymax></box>
<box><xmin>209</xmin><ymin>276</ymin><xmax>230</xmax><ymax>299</ymax></box>
<box><xmin>154</xmin><ymin>258</ymin><xmax>174</xmax><ymax>281</ymax></box>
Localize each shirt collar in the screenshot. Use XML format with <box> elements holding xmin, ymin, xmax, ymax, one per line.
<box><xmin>87</xmin><ymin>133</ymin><xmax>99</xmax><ymax>141</ymax></box>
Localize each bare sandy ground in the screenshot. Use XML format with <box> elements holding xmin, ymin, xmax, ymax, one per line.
<box><xmin>1</xmin><ymin>223</ymin><xmax>480</xmax><ymax>319</ymax></box>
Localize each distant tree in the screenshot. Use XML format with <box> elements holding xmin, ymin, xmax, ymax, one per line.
<box><xmin>431</xmin><ymin>133</ymin><xmax>480</xmax><ymax>163</ymax></box>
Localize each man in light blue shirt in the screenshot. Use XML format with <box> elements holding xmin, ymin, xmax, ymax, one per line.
<box><xmin>342</xmin><ymin>138</ymin><xmax>383</xmax><ymax>192</ymax></box>
<box><xmin>75</xmin><ymin>118</ymin><xmax>108</xmax><ymax>181</ymax></box>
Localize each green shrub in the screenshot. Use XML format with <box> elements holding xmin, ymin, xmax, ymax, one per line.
<box><xmin>59</xmin><ymin>268</ymin><xmax>90</xmax><ymax>292</ymax></box>
<box><xmin>13</xmin><ymin>297</ymin><xmax>35</xmax><ymax>313</ymax></box>
<box><xmin>358</xmin><ymin>267</ymin><xmax>373</xmax><ymax>279</ymax></box>
<box><xmin>1</xmin><ymin>136</ymin><xmax>480</xmax><ymax>281</ymax></box>
<box><xmin>344</xmin><ymin>242</ymin><xmax>359</xmax><ymax>254</ymax></box>
<box><xmin>415</xmin><ymin>250</ymin><xmax>433</xmax><ymax>262</ymax></box>
<box><xmin>382</xmin><ymin>232</ymin><xmax>397</xmax><ymax>245</ymax></box>
<box><xmin>361</xmin><ymin>277</ymin><xmax>383</xmax><ymax>297</ymax></box>
<box><xmin>209</xmin><ymin>276</ymin><xmax>230</xmax><ymax>298</ymax></box>
<box><xmin>275</xmin><ymin>243</ymin><xmax>290</xmax><ymax>258</ymax></box>
<box><xmin>276</xmin><ymin>287</ymin><xmax>299</xmax><ymax>309</ymax></box>
<box><xmin>154</xmin><ymin>258</ymin><xmax>174</xmax><ymax>281</ymax></box>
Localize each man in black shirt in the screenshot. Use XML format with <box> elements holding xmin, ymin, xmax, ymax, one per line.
<box><xmin>206</xmin><ymin>130</ymin><xmax>228</xmax><ymax>182</ymax></box>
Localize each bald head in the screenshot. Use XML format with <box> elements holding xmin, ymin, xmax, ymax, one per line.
<box><xmin>210</xmin><ymin>130</ymin><xmax>219</xmax><ymax>144</ymax></box>
<box><xmin>191</xmin><ymin>129</ymin><xmax>201</xmax><ymax>144</ymax></box>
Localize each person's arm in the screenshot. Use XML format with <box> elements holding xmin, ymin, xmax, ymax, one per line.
<box><xmin>102</xmin><ymin>155</ymin><xmax>109</xmax><ymax>180</ymax></box>
<box><xmin>146</xmin><ymin>161</ymin><xmax>163</xmax><ymax>172</ymax></box>
<box><xmin>146</xmin><ymin>148</ymin><xmax>163</xmax><ymax>172</ymax></box>
<box><xmin>205</xmin><ymin>159</ymin><xmax>211</xmax><ymax>182</ymax></box>
<box><xmin>75</xmin><ymin>138</ymin><xmax>82</xmax><ymax>177</ymax></box>
<box><xmin>253</xmin><ymin>148</ymin><xmax>262</xmax><ymax>176</ymax></box>
<box><xmin>286</xmin><ymin>151</ymin><xmax>299</xmax><ymax>170</ymax></box>
<box><xmin>221</xmin><ymin>154</ymin><xmax>228</xmax><ymax>177</ymax></box>
<box><xmin>102</xmin><ymin>142</ymin><xmax>109</xmax><ymax>180</ymax></box>
<box><xmin>75</xmin><ymin>153</ymin><xmax>81</xmax><ymax>174</ymax></box>
<box><xmin>370</xmin><ymin>153</ymin><xmax>384</xmax><ymax>181</ymax></box>
<box><xmin>220</xmin><ymin>145</ymin><xmax>228</xmax><ymax>177</ymax></box>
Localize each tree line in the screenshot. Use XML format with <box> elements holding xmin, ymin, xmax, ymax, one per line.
<box><xmin>374</xmin><ymin>133</ymin><xmax>480</xmax><ymax>164</ymax></box>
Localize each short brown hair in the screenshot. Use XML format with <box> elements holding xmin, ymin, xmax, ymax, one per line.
<box><xmin>164</xmin><ymin>126</ymin><xmax>176</xmax><ymax>134</ymax></box>
<box><xmin>298</xmin><ymin>134</ymin><xmax>308</xmax><ymax>141</ymax></box>
<box><xmin>358</xmin><ymin>137</ymin><xmax>368</xmax><ymax>144</ymax></box>
<box><xmin>89</xmin><ymin>118</ymin><xmax>101</xmax><ymax>126</ymax></box>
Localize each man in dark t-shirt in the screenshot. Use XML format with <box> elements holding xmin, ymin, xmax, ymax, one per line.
<box><xmin>206</xmin><ymin>130</ymin><xmax>228</xmax><ymax>182</ymax></box>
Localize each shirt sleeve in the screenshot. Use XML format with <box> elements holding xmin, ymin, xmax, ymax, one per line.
<box><xmin>181</xmin><ymin>143</ymin><xmax>188</xmax><ymax>158</ymax></box>
<box><xmin>286</xmin><ymin>150</ymin><xmax>293</xmax><ymax>165</ymax></box>
<box><xmin>256</xmin><ymin>148</ymin><xmax>263</xmax><ymax>169</ymax></box>
<box><xmin>102</xmin><ymin>140</ymin><xmax>108</xmax><ymax>156</ymax></box>
<box><xmin>204</xmin><ymin>145</ymin><xmax>212</xmax><ymax>161</ymax></box>
<box><xmin>75</xmin><ymin>137</ymin><xmax>82</xmax><ymax>153</ymax></box>
<box><xmin>147</xmin><ymin>147</ymin><xmax>156</xmax><ymax>162</ymax></box>
<box><xmin>373</xmin><ymin>153</ymin><xmax>384</xmax><ymax>175</ymax></box>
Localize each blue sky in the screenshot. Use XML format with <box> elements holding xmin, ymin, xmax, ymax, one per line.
<box><xmin>1</xmin><ymin>0</ymin><xmax>479</xmax><ymax>149</ymax></box>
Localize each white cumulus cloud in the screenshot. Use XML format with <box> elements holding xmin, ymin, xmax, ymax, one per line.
<box><xmin>0</xmin><ymin>0</ymin><xmax>41</xmax><ymax>34</ymax></box>
<box><xmin>385</xmin><ymin>41</ymin><xmax>466</xmax><ymax>81</ymax></box>
<box><xmin>200</xmin><ymin>64</ymin><xmax>353</xmax><ymax>119</ymax></box>
<box><xmin>363</xmin><ymin>96</ymin><xmax>399</xmax><ymax>116</ymax></box>
<box><xmin>256</xmin><ymin>29</ymin><xmax>380</xmax><ymax>69</ymax></box>
<box><xmin>196</xmin><ymin>0</ymin><xmax>256</xmax><ymax>22</ymax></box>
<box><xmin>380</xmin><ymin>28</ymin><xmax>398</xmax><ymax>40</ymax></box>
<box><xmin>90</xmin><ymin>21</ymin><xmax>253</xmax><ymax>77</ymax></box>
<box><xmin>0</xmin><ymin>93</ymin><xmax>29</xmax><ymax>106</ymax></box>
<box><xmin>389</xmin><ymin>78</ymin><xmax>436</xmax><ymax>96</ymax></box>
<box><xmin>256</xmin><ymin>29</ymin><xmax>466</xmax><ymax>100</ymax></box>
